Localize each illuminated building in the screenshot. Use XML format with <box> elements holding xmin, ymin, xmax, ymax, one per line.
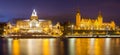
<box><xmin>4</xmin><ymin>9</ymin><xmax>63</xmax><ymax>37</ymax></box>
<box><xmin>66</xmin><ymin>11</ymin><xmax>120</xmax><ymax>36</ymax></box>
<box><xmin>75</xmin><ymin>11</ymin><xmax>116</xmax><ymax>30</ymax></box>
<box><xmin>3</xmin><ymin>9</ymin><xmax>120</xmax><ymax>37</ymax></box>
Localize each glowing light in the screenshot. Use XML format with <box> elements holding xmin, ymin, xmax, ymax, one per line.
<box><xmin>43</xmin><ymin>39</ymin><xmax>50</xmax><ymax>55</ymax></box>
<box><xmin>32</xmin><ymin>9</ymin><xmax>37</xmax><ymax>16</ymax></box>
<box><xmin>28</xmin><ymin>39</ymin><xmax>34</xmax><ymax>55</ymax></box>
<box><xmin>105</xmin><ymin>38</ymin><xmax>111</xmax><ymax>55</ymax></box>
<box><xmin>49</xmin><ymin>39</ymin><xmax>55</xmax><ymax>55</ymax></box>
<box><xmin>90</xmin><ymin>38</ymin><xmax>95</xmax><ymax>46</ymax></box>
<box><xmin>69</xmin><ymin>38</ymin><xmax>75</xmax><ymax>55</ymax></box>
<box><xmin>12</xmin><ymin>39</ymin><xmax>20</xmax><ymax>55</ymax></box>
<box><xmin>94</xmin><ymin>39</ymin><xmax>102</xmax><ymax>55</ymax></box>
<box><xmin>8</xmin><ymin>38</ymin><xmax>13</xmax><ymax>55</ymax></box>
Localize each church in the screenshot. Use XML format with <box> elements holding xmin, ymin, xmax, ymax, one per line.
<box><xmin>75</xmin><ymin>11</ymin><xmax>116</xmax><ymax>30</ymax></box>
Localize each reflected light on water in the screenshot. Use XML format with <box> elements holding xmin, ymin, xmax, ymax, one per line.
<box><xmin>8</xmin><ymin>38</ymin><xmax>13</xmax><ymax>55</ymax></box>
<box><xmin>76</xmin><ymin>38</ymin><xmax>90</xmax><ymax>55</ymax></box>
<box><xmin>27</xmin><ymin>39</ymin><xmax>43</xmax><ymax>55</ymax></box>
<box><xmin>28</xmin><ymin>39</ymin><xmax>33</xmax><ymax>55</ymax></box>
<box><xmin>75</xmin><ymin>38</ymin><xmax>81</xmax><ymax>55</ymax></box>
<box><xmin>94</xmin><ymin>39</ymin><xmax>103</xmax><ymax>55</ymax></box>
<box><xmin>43</xmin><ymin>39</ymin><xmax>50</xmax><ymax>55</ymax></box>
<box><xmin>94</xmin><ymin>38</ymin><xmax>104</xmax><ymax>55</ymax></box>
<box><xmin>116</xmin><ymin>38</ymin><xmax>120</xmax><ymax>46</ymax></box>
<box><xmin>36</xmin><ymin>39</ymin><xmax>43</xmax><ymax>55</ymax></box>
<box><xmin>69</xmin><ymin>38</ymin><xmax>75</xmax><ymax>55</ymax></box>
<box><xmin>105</xmin><ymin>38</ymin><xmax>111</xmax><ymax>55</ymax></box>
<box><xmin>89</xmin><ymin>38</ymin><xmax>95</xmax><ymax>55</ymax></box>
<box><xmin>90</xmin><ymin>38</ymin><xmax>95</xmax><ymax>46</ymax></box>
<box><xmin>1</xmin><ymin>38</ymin><xmax>120</xmax><ymax>55</ymax></box>
<box><xmin>12</xmin><ymin>39</ymin><xmax>20</xmax><ymax>55</ymax></box>
<box><xmin>50</xmin><ymin>38</ymin><xmax>55</xmax><ymax>55</ymax></box>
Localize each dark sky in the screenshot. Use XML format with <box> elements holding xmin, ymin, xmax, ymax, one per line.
<box><xmin>0</xmin><ymin>0</ymin><xmax>120</xmax><ymax>25</ymax></box>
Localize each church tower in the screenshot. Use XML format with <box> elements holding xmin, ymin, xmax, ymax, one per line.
<box><xmin>30</xmin><ymin>9</ymin><xmax>38</xmax><ymax>20</ymax></box>
<box><xmin>76</xmin><ymin>11</ymin><xmax>81</xmax><ymax>27</ymax></box>
<box><xmin>97</xmin><ymin>11</ymin><xmax>103</xmax><ymax>25</ymax></box>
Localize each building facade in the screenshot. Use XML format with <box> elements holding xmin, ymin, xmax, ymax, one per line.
<box><xmin>4</xmin><ymin>9</ymin><xmax>63</xmax><ymax>37</ymax></box>
<box><xmin>3</xmin><ymin>10</ymin><xmax>120</xmax><ymax>37</ymax></box>
<box><xmin>75</xmin><ymin>11</ymin><xmax>116</xmax><ymax>30</ymax></box>
<box><xmin>66</xmin><ymin>11</ymin><xmax>119</xmax><ymax>36</ymax></box>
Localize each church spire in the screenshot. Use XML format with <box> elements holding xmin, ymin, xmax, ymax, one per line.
<box><xmin>98</xmin><ymin>11</ymin><xmax>102</xmax><ymax>17</ymax></box>
<box><xmin>76</xmin><ymin>9</ymin><xmax>81</xmax><ymax>27</ymax></box>
<box><xmin>97</xmin><ymin>11</ymin><xmax>103</xmax><ymax>25</ymax></box>
<box><xmin>32</xmin><ymin>9</ymin><xmax>37</xmax><ymax>16</ymax></box>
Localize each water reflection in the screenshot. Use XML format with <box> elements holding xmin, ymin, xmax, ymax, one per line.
<box><xmin>1</xmin><ymin>38</ymin><xmax>120</xmax><ymax>55</ymax></box>
<box><xmin>68</xmin><ymin>38</ymin><xmax>75</xmax><ymax>55</ymax></box>
<box><xmin>12</xmin><ymin>39</ymin><xmax>20</xmax><ymax>55</ymax></box>
<box><xmin>89</xmin><ymin>38</ymin><xmax>95</xmax><ymax>55</ymax></box>
<box><xmin>8</xmin><ymin>39</ymin><xmax>12</xmax><ymax>55</ymax></box>
<box><xmin>43</xmin><ymin>39</ymin><xmax>50</xmax><ymax>55</ymax></box>
<box><xmin>94</xmin><ymin>39</ymin><xmax>103</xmax><ymax>55</ymax></box>
<box><xmin>49</xmin><ymin>39</ymin><xmax>55</xmax><ymax>55</ymax></box>
<box><xmin>104</xmin><ymin>38</ymin><xmax>111</xmax><ymax>55</ymax></box>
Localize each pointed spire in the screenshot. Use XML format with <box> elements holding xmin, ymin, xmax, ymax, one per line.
<box><xmin>76</xmin><ymin>8</ymin><xmax>80</xmax><ymax>13</ymax></box>
<box><xmin>76</xmin><ymin>8</ymin><xmax>81</xmax><ymax>27</ymax></box>
<box><xmin>97</xmin><ymin>11</ymin><xmax>103</xmax><ymax>24</ymax></box>
<box><xmin>32</xmin><ymin>9</ymin><xmax>37</xmax><ymax>16</ymax></box>
<box><xmin>76</xmin><ymin>8</ymin><xmax>80</xmax><ymax>17</ymax></box>
<box><xmin>76</xmin><ymin>8</ymin><xmax>81</xmax><ymax>18</ymax></box>
<box><xmin>98</xmin><ymin>11</ymin><xmax>102</xmax><ymax>17</ymax></box>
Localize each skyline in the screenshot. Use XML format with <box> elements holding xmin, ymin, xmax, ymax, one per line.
<box><xmin>0</xmin><ymin>0</ymin><xmax>120</xmax><ymax>26</ymax></box>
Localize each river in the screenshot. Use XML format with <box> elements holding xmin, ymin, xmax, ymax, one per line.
<box><xmin>0</xmin><ymin>38</ymin><xmax>120</xmax><ymax>55</ymax></box>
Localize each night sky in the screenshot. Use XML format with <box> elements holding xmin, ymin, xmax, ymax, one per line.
<box><xmin>0</xmin><ymin>0</ymin><xmax>120</xmax><ymax>25</ymax></box>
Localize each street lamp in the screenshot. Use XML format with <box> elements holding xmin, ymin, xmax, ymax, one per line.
<box><xmin>71</xmin><ymin>25</ymin><xmax>74</xmax><ymax>35</ymax></box>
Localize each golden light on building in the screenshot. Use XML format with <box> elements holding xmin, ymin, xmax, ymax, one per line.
<box><xmin>4</xmin><ymin>9</ymin><xmax>63</xmax><ymax>37</ymax></box>
<box><xmin>75</xmin><ymin>10</ymin><xmax>116</xmax><ymax>30</ymax></box>
<box><xmin>76</xmin><ymin>11</ymin><xmax>81</xmax><ymax>28</ymax></box>
<box><xmin>3</xmin><ymin>9</ymin><xmax>120</xmax><ymax>37</ymax></box>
